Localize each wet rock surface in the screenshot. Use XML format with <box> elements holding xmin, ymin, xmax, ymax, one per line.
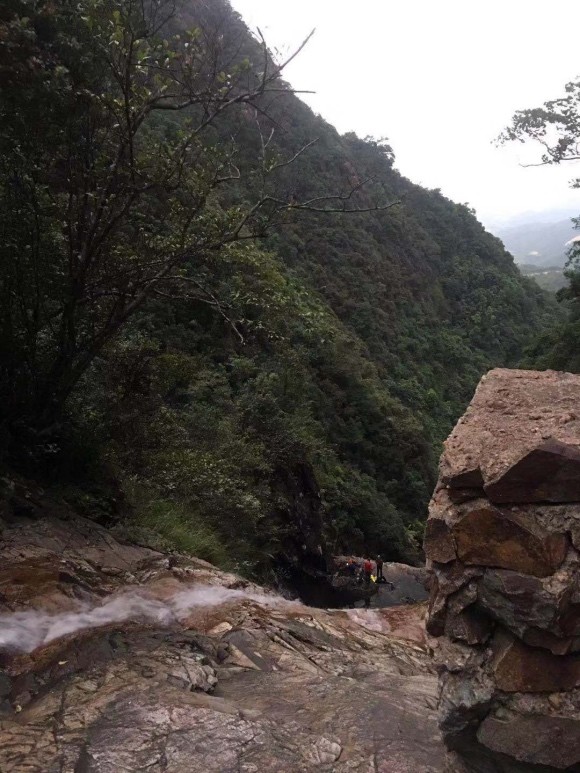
<box><xmin>0</xmin><ymin>494</ymin><xmax>444</xmax><ymax>772</ymax></box>
<box><xmin>426</xmin><ymin>368</ymin><xmax>580</xmax><ymax>772</ymax></box>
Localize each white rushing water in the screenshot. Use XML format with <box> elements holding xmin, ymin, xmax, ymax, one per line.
<box><xmin>344</xmin><ymin>608</ymin><xmax>386</xmax><ymax>632</ymax></box>
<box><xmin>0</xmin><ymin>585</ymin><xmax>294</xmax><ymax>654</ymax></box>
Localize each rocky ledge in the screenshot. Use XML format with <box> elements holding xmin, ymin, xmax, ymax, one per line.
<box><xmin>425</xmin><ymin>368</ymin><xmax>580</xmax><ymax>772</ymax></box>
<box><xmin>0</xmin><ymin>486</ymin><xmax>443</xmax><ymax>772</ymax></box>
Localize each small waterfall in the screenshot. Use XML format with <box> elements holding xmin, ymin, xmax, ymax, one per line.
<box><xmin>0</xmin><ymin>585</ymin><xmax>296</xmax><ymax>654</ymax></box>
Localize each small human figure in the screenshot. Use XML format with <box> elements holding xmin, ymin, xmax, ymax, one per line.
<box><xmin>362</xmin><ymin>556</ymin><xmax>373</xmax><ymax>586</ymax></box>
<box><xmin>376</xmin><ymin>555</ymin><xmax>384</xmax><ymax>583</ymax></box>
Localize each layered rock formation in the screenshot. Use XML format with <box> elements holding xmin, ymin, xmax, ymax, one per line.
<box><xmin>0</xmin><ymin>481</ymin><xmax>444</xmax><ymax>771</ymax></box>
<box><xmin>425</xmin><ymin>368</ymin><xmax>580</xmax><ymax>772</ymax></box>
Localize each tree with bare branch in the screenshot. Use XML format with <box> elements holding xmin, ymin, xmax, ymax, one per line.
<box><xmin>500</xmin><ymin>78</ymin><xmax>580</xmax><ymax>176</ymax></box>
<box><xmin>500</xmin><ymin>77</ymin><xmax>580</xmax><ymax>270</ymax></box>
<box><xmin>499</xmin><ymin>76</ymin><xmax>580</xmax><ymax>371</ymax></box>
<box><xmin>0</xmin><ymin>0</ymin><xmax>398</xmax><ymax>445</ymax></box>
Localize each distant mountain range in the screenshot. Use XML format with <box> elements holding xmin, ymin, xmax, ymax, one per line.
<box><xmin>493</xmin><ymin>215</ymin><xmax>578</xmax><ymax>267</ymax></box>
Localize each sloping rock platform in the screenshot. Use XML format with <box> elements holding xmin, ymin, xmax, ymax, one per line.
<box><xmin>425</xmin><ymin>368</ymin><xmax>580</xmax><ymax>772</ymax></box>
<box><xmin>0</xmin><ymin>483</ymin><xmax>443</xmax><ymax>772</ymax></box>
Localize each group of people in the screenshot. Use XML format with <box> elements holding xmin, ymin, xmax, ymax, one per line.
<box><xmin>344</xmin><ymin>555</ymin><xmax>385</xmax><ymax>585</ymax></box>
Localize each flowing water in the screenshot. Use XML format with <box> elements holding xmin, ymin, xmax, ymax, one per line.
<box><xmin>0</xmin><ymin>585</ymin><xmax>296</xmax><ymax>654</ymax></box>
<box><xmin>0</xmin><ymin>579</ymin><xmax>397</xmax><ymax>655</ymax></box>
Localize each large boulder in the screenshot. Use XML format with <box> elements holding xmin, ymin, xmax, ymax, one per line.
<box><xmin>426</xmin><ymin>368</ymin><xmax>580</xmax><ymax>771</ymax></box>
<box><xmin>427</xmin><ymin>488</ymin><xmax>568</xmax><ymax>577</ymax></box>
<box><xmin>440</xmin><ymin>368</ymin><xmax>580</xmax><ymax>502</ymax></box>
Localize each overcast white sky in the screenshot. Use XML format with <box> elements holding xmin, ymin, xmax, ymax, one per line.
<box><xmin>231</xmin><ymin>0</ymin><xmax>580</xmax><ymax>227</ymax></box>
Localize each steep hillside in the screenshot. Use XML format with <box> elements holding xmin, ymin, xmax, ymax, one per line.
<box><xmin>190</xmin><ymin>2</ymin><xmax>556</xmax><ymax>433</ymax></box>
<box><xmin>0</xmin><ymin>0</ymin><xmax>558</xmax><ymax>581</ymax></box>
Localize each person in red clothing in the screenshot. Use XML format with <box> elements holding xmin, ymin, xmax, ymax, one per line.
<box><xmin>362</xmin><ymin>556</ymin><xmax>373</xmax><ymax>585</ymax></box>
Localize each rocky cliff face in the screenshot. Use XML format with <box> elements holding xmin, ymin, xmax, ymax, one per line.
<box><xmin>425</xmin><ymin>368</ymin><xmax>580</xmax><ymax>772</ymax></box>
<box><xmin>0</xmin><ymin>483</ymin><xmax>442</xmax><ymax>772</ymax></box>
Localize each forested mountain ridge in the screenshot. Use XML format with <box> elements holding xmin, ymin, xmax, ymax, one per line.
<box><xmin>0</xmin><ymin>0</ymin><xmax>557</xmax><ymax>584</ymax></box>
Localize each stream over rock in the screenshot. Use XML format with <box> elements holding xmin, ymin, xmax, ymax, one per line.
<box><xmin>0</xmin><ymin>486</ymin><xmax>441</xmax><ymax>772</ymax></box>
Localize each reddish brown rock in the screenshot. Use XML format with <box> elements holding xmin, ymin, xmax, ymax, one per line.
<box><xmin>428</xmin><ymin>488</ymin><xmax>571</xmax><ymax>577</ymax></box>
<box><xmin>431</xmin><ymin>485</ymin><xmax>580</xmax><ymax>536</ymax></box>
<box><xmin>492</xmin><ymin>632</ymin><xmax>580</xmax><ymax>692</ymax></box>
<box><xmin>424</xmin><ymin>518</ymin><xmax>456</xmax><ymax>564</ymax></box>
<box><xmin>0</xmin><ymin>559</ymin><xmax>61</xmax><ymax>605</ymax></box>
<box><xmin>447</xmin><ymin>487</ymin><xmax>484</xmax><ymax>504</ymax></box>
<box><xmin>485</xmin><ymin>437</ymin><xmax>580</xmax><ymax>504</ymax></box>
<box><xmin>478</xmin><ymin>568</ymin><xmax>580</xmax><ymax>647</ymax></box>
<box><xmin>523</xmin><ymin>627</ymin><xmax>580</xmax><ymax>656</ymax></box>
<box><xmin>439</xmin><ymin>368</ymin><xmax>580</xmax><ymax>499</ymax></box>
<box><xmin>443</xmin><ymin>467</ymin><xmax>484</xmax><ymax>490</ymax></box>
<box><xmin>427</xmin><ymin>368</ymin><xmax>580</xmax><ymax>772</ymax></box>
<box><xmin>451</xmin><ymin>504</ymin><xmax>567</xmax><ymax>577</ymax></box>
<box><xmin>478</xmin><ymin>713</ymin><xmax>580</xmax><ymax>770</ymax></box>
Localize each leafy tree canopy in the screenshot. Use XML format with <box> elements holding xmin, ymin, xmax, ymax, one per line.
<box><xmin>0</xmin><ymin>0</ymin><xmax>559</xmax><ymax>577</ymax></box>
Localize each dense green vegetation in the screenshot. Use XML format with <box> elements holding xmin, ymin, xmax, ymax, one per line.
<box><xmin>521</xmin><ymin>261</ymin><xmax>580</xmax><ymax>372</ymax></box>
<box><xmin>0</xmin><ymin>0</ymin><xmax>558</xmax><ymax>580</ymax></box>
